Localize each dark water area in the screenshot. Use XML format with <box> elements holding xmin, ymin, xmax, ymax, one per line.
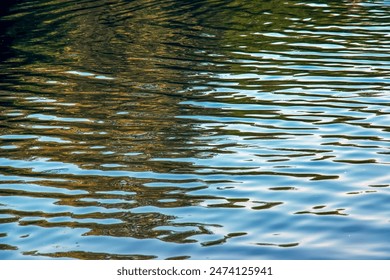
<box><xmin>0</xmin><ymin>0</ymin><xmax>389</xmax><ymax>259</ymax></box>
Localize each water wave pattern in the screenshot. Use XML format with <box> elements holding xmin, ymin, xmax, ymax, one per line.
<box><xmin>0</xmin><ymin>0</ymin><xmax>390</xmax><ymax>259</ymax></box>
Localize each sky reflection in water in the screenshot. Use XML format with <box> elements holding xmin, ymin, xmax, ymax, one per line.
<box><xmin>0</xmin><ymin>0</ymin><xmax>390</xmax><ymax>259</ymax></box>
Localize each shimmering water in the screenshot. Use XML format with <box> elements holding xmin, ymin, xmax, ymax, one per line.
<box><xmin>1</xmin><ymin>0</ymin><xmax>390</xmax><ymax>259</ymax></box>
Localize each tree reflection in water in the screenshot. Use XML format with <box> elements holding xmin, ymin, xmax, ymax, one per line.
<box><xmin>1</xmin><ymin>0</ymin><xmax>390</xmax><ymax>259</ymax></box>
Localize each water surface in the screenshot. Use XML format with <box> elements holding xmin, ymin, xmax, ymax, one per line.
<box><xmin>0</xmin><ymin>0</ymin><xmax>390</xmax><ymax>259</ymax></box>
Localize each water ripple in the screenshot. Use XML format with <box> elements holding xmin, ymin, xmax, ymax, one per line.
<box><xmin>1</xmin><ymin>0</ymin><xmax>390</xmax><ymax>259</ymax></box>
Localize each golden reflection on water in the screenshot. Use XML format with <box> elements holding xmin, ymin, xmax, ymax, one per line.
<box><xmin>1</xmin><ymin>0</ymin><xmax>390</xmax><ymax>259</ymax></box>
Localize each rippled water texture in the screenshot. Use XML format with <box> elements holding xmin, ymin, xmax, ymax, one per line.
<box><xmin>1</xmin><ymin>0</ymin><xmax>390</xmax><ymax>259</ymax></box>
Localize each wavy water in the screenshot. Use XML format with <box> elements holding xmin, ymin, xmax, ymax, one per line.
<box><xmin>0</xmin><ymin>0</ymin><xmax>390</xmax><ymax>259</ymax></box>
